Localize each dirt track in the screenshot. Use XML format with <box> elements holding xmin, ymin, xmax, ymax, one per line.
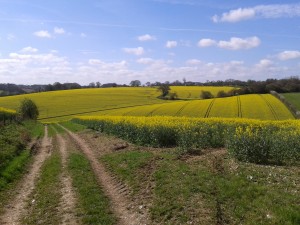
<box><xmin>0</xmin><ymin>126</ymin><xmax>52</xmax><ymax>225</ymax></box>
<box><xmin>60</xmin><ymin>125</ymin><xmax>150</xmax><ymax>225</ymax></box>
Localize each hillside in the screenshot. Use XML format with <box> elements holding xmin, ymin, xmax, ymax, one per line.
<box><xmin>0</xmin><ymin>86</ymin><xmax>236</xmax><ymax>121</ymax></box>
<box><xmin>92</xmin><ymin>94</ymin><xmax>294</xmax><ymax>120</ymax></box>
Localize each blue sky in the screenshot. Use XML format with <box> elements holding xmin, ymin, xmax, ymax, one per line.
<box><xmin>0</xmin><ymin>0</ymin><xmax>300</xmax><ymax>85</ymax></box>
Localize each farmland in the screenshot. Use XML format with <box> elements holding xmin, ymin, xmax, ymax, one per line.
<box><xmin>283</xmin><ymin>93</ymin><xmax>300</xmax><ymax>110</ymax></box>
<box><xmin>92</xmin><ymin>94</ymin><xmax>294</xmax><ymax>120</ymax></box>
<box><xmin>0</xmin><ymin>86</ymin><xmax>299</xmax><ymax>224</ymax></box>
<box><xmin>0</xmin><ymin>86</ymin><xmax>235</xmax><ymax>122</ymax></box>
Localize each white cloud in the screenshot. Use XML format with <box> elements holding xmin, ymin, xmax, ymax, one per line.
<box><xmin>186</xmin><ymin>59</ymin><xmax>202</xmax><ymax>65</ymax></box>
<box><xmin>196</xmin><ymin>37</ymin><xmax>261</xmax><ymax>50</ymax></box>
<box><xmin>20</xmin><ymin>46</ymin><xmax>38</xmax><ymax>53</ymax></box>
<box><xmin>166</xmin><ymin>41</ymin><xmax>178</xmax><ymax>48</ymax></box>
<box><xmin>197</xmin><ymin>39</ymin><xmax>216</xmax><ymax>47</ymax></box>
<box><xmin>213</xmin><ymin>3</ymin><xmax>300</xmax><ymax>23</ymax></box>
<box><xmin>123</xmin><ymin>47</ymin><xmax>145</xmax><ymax>55</ymax></box>
<box><xmin>256</xmin><ymin>59</ymin><xmax>273</xmax><ymax>67</ymax></box>
<box><xmin>33</xmin><ymin>30</ymin><xmax>52</xmax><ymax>38</ymax></box>
<box><xmin>80</xmin><ymin>33</ymin><xmax>87</xmax><ymax>38</ymax></box>
<box><xmin>138</xmin><ymin>34</ymin><xmax>156</xmax><ymax>41</ymax></box>
<box><xmin>277</xmin><ymin>51</ymin><xmax>300</xmax><ymax>60</ymax></box>
<box><xmin>137</xmin><ymin>58</ymin><xmax>154</xmax><ymax>64</ymax></box>
<box><xmin>218</xmin><ymin>36</ymin><xmax>261</xmax><ymax>50</ymax></box>
<box><xmin>54</xmin><ymin>27</ymin><xmax>65</xmax><ymax>34</ymax></box>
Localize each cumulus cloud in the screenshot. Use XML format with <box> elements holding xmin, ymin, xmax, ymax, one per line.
<box><xmin>165</xmin><ymin>41</ymin><xmax>178</xmax><ymax>48</ymax></box>
<box><xmin>218</xmin><ymin>36</ymin><xmax>261</xmax><ymax>50</ymax></box>
<box><xmin>277</xmin><ymin>51</ymin><xmax>300</xmax><ymax>60</ymax></box>
<box><xmin>123</xmin><ymin>47</ymin><xmax>145</xmax><ymax>55</ymax></box>
<box><xmin>197</xmin><ymin>39</ymin><xmax>216</xmax><ymax>47</ymax></box>
<box><xmin>33</xmin><ymin>30</ymin><xmax>52</xmax><ymax>38</ymax></box>
<box><xmin>213</xmin><ymin>3</ymin><xmax>300</xmax><ymax>23</ymax></box>
<box><xmin>137</xmin><ymin>58</ymin><xmax>154</xmax><ymax>65</ymax></box>
<box><xmin>54</xmin><ymin>27</ymin><xmax>65</xmax><ymax>34</ymax></box>
<box><xmin>197</xmin><ymin>37</ymin><xmax>261</xmax><ymax>50</ymax></box>
<box><xmin>186</xmin><ymin>59</ymin><xmax>202</xmax><ymax>65</ymax></box>
<box><xmin>20</xmin><ymin>46</ymin><xmax>38</xmax><ymax>53</ymax></box>
<box><xmin>137</xmin><ymin>34</ymin><xmax>156</xmax><ymax>41</ymax></box>
<box><xmin>256</xmin><ymin>59</ymin><xmax>273</xmax><ymax>67</ymax></box>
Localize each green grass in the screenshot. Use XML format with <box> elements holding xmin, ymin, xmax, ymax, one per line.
<box><xmin>102</xmin><ymin>150</ymin><xmax>154</xmax><ymax>193</ymax></box>
<box><xmin>22</xmin><ymin>151</ymin><xmax>62</xmax><ymax>224</ymax></box>
<box><xmin>22</xmin><ymin>120</ymin><xmax>45</xmax><ymax>138</ymax></box>
<box><xmin>283</xmin><ymin>93</ymin><xmax>300</xmax><ymax>110</ymax></box>
<box><xmin>0</xmin><ymin>150</ymin><xmax>31</xmax><ymax>191</ymax></box>
<box><xmin>59</xmin><ymin>121</ymin><xmax>86</xmax><ymax>132</ymax></box>
<box><xmin>101</xmin><ymin>149</ymin><xmax>300</xmax><ymax>224</ymax></box>
<box><xmin>68</xmin><ymin>153</ymin><xmax>116</xmax><ymax>225</ymax></box>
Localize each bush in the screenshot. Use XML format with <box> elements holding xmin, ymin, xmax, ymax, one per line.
<box><xmin>200</xmin><ymin>91</ymin><xmax>214</xmax><ymax>99</ymax></box>
<box><xmin>18</xmin><ymin>98</ymin><xmax>39</xmax><ymax>120</ymax></box>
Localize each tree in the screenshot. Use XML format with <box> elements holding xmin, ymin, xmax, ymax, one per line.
<box><xmin>216</xmin><ymin>90</ymin><xmax>228</xmax><ymax>98</ymax></box>
<box><xmin>89</xmin><ymin>82</ymin><xmax>96</xmax><ymax>88</ymax></box>
<box><xmin>200</xmin><ymin>91</ymin><xmax>214</xmax><ymax>99</ymax></box>
<box><xmin>18</xmin><ymin>98</ymin><xmax>39</xmax><ymax>120</ymax></box>
<box><xmin>157</xmin><ymin>84</ymin><xmax>170</xmax><ymax>97</ymax></box>
<box><xmin>130</xmin><ymin>80</ymin><xmax>141</xmax><ymax>87</ymax></box>
<box><xmin>96</xmin><ymin>82</ymin><xmax>101</xmax><ymax>88</ymax></box>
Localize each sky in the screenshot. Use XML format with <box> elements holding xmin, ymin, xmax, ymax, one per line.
<box><xmin>0</xmin><ymin>0</ymin><xmax>300</xmax><ymax>85</ymax></box>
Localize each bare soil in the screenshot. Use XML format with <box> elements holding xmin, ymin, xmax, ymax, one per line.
<box><xmin>0</xmin><ymin>126</ymin><xmax>52</xmax><ymax>225</ymax></box>
<box><xmin>60</xmin><ymin>126</ymin><xmax>150</xmax><ymax>225</ymax></box>
<box><xmin>56</xmin><ymin>134</ymin><xmax>79</xmax><ymax>225</ymax></box>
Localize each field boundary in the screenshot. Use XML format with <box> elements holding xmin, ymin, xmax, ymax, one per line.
<box><xmin>270</xmin><ymin>91</ymin><xmax>299</xmax><ymax>119</ymax></box>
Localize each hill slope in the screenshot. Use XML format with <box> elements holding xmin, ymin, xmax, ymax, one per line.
<box><xmin>92</xmin><ymin>94</ymin><xmax>294</xmax><ymax>120</ymax></box>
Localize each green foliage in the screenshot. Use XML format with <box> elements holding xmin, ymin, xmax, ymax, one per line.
<box><xmin>68</xmin><ymin>153</ymin><xmax>116</xmax><ymax>224</ymax></box>
<box><xmin>157</xmin><ymin>84</ymin><xmax>171</xmax><ymax>97</ymax></box>
<box><xmin>201</xmin><ymin>90</ymin><xmax>214</xmax><ymax>99</ymax></box>
<box><xmin>0</xmin><ymin>107</ymin><xmax>17</xmax><ymax>124</ymax></box>
<box><xmin>18</xmin><ymin>98</ymin><xmax>39</xmax><ymax>120</ymax></box>
<box><xmin>23</xmin><ymin>151</ymin><xmax>62</xmax><ymax>224</ymax></box>
<box><xmin>74</xmin><ymin>116</ymin><xmax>300</xmax><ymax>166</ymax></box>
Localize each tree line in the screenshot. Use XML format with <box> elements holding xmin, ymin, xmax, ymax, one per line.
<box><xmin>1</xmin><ymin>76</ymin><xmax>300</xmax><ymax>97</ymax></box>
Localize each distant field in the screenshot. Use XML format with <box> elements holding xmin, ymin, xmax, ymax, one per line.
<box><xmin>169</xmin><ymin>86</ymin><xmax>235</xmax><ymax>99</ymax></box>
<box><xmin>92</xmin><ymin>94</ymin><xmax>294</xmax><ymax>120</ymax></box>
<box><xmin>0</xmin><ymin>86</ymin><xmax>237</xmax><ymax>121</ymax></box>
<box><xmin>283</xmin><ymin>93</ymin><xmax>300</xmax><ymax>110</ymax></box>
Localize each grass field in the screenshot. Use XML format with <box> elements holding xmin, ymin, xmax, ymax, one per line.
<box><xmin>91</xmin><ymin>94</ymin><xmax>294</xmax><ymax>120</ymax></box>
<box><xmin>283</xmin><ymin>93</ymin><xmax>300</xmax><ymax>110</ymax></box>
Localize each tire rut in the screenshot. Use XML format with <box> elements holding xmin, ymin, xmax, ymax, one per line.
<box><xmin>0</xmin><ymin>126</ymin><xmax>52</xmax><ymax>225</ymax></box>
<box><xmin>55</xmin><ymin>133</ymin><xmax>79</xmax><ymax>225</ymax></box>
<box><xmin>59</xmin><ymin>125</ymin><xmax>150</xmax><ymax>225</ymax></box>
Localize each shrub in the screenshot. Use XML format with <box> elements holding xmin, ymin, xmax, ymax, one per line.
<box><xmin>18</xmin><ymin>98</ymin><xmax>39</xmax><ymax>120</ymax></box>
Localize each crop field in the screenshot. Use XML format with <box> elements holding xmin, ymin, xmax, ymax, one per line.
<box><xmin>92</xmin><ymin>94</ymin><xmax>294</xmax><ymax>120</ymax></box>
<box><xmin>283</xmin><ymin>93</ymin><xmax>300</xmax><ymax>110</ymax></box>
<box><xmin>0</xmin><ymin>86</ymin><xmax>237</xmax><ymax>122</ymax></box>
<box><xmin>169</xmin><ymin>86</ymin><xmax>235</xmax><ymax>99</ymax></box>
<box><xmin>0</xmin><ymin>87</ymin><xmax>163</xmax><ymax>121</ymax></box>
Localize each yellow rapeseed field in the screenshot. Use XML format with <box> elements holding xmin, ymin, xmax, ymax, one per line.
<box><xmin>92</xmin><ymin>94</ymin><xmax>294</xmax><ymax>120</ymax></box>
<box><xmin>73</xmin><ymin>115</ymin><xmax>300</xmax><ymax>165</ymax></box>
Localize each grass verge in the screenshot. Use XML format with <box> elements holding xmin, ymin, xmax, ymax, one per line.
<box><xmin>59</xmin><ymin>121</ymin><xmax>86</xmax><ymax>132</ymax></box>
<box><xmin>22</xmin><ymin>150</ymin><xmax>62</xmax><ymax>224</ymax></box>
<box><xmin>68</xmin><ymin>153</ymin><xmax>116</xmax><ymax>225</ymax></box>
<box><xmin>102</xmin><ymin>148</ymin><xmax>300</xmax><ymax>225</ymax></box>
